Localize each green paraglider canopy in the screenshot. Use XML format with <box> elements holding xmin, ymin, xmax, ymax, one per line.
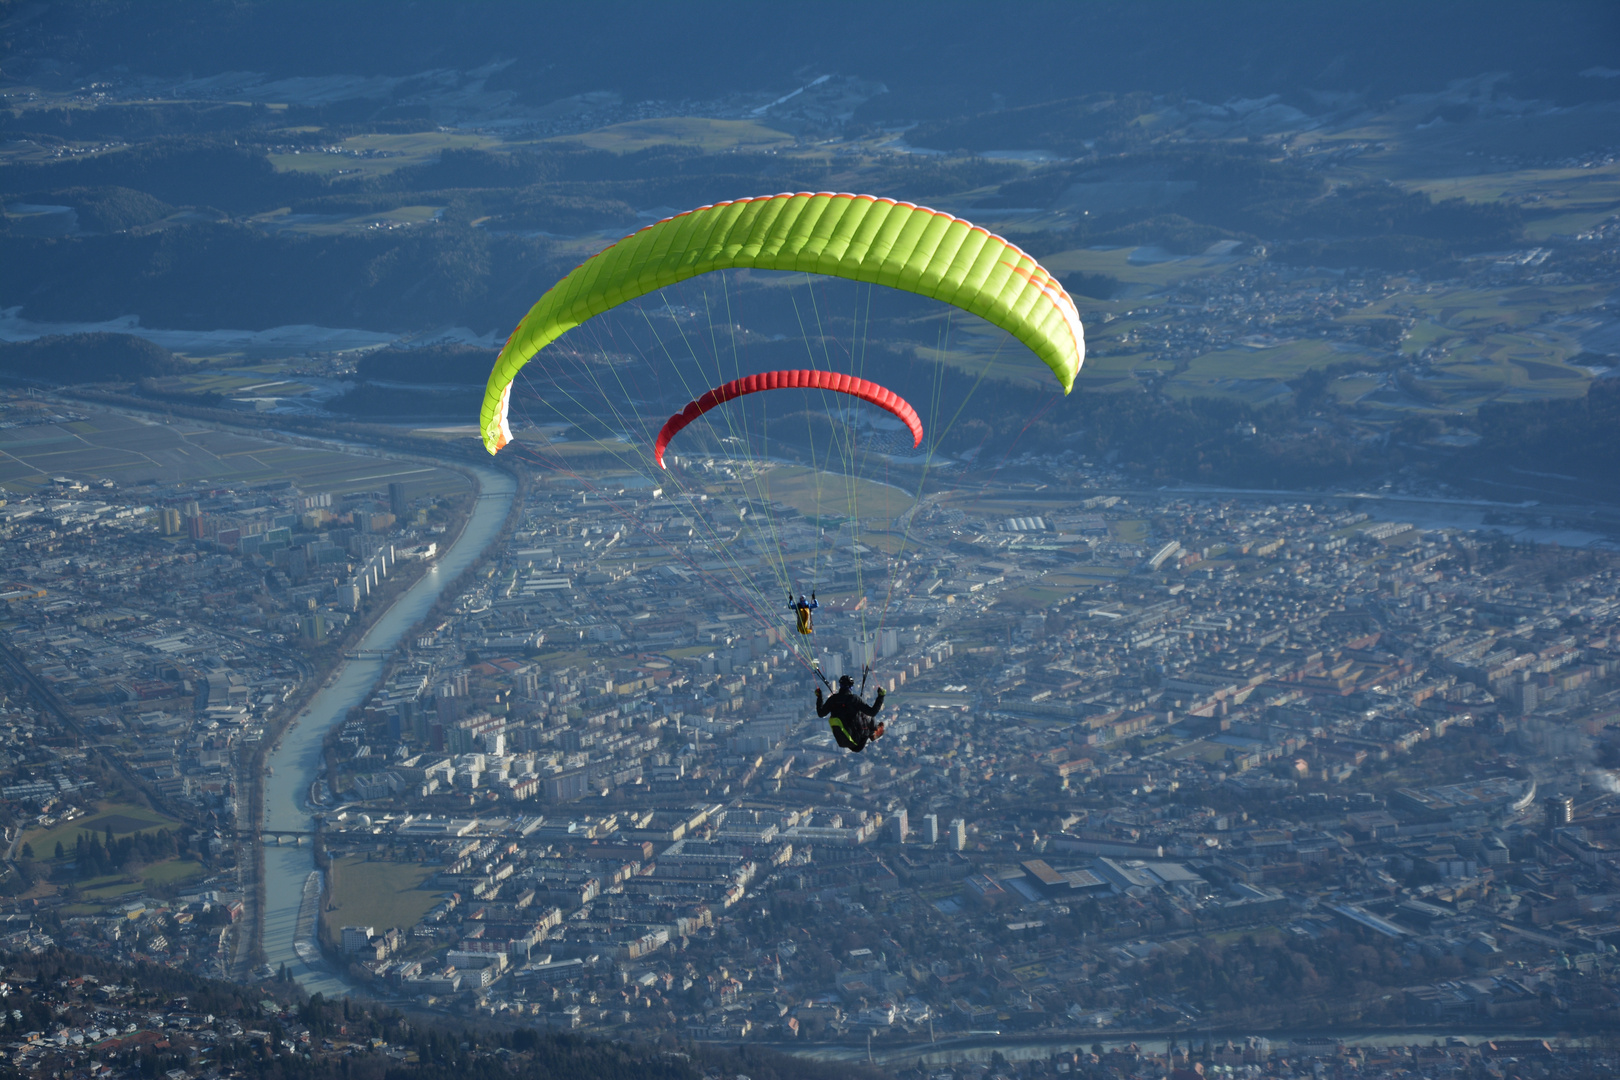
<box><xmin>480</xmin><ymin>191</ymin><xmax>1086</xmax><ymax>453</ymax></box>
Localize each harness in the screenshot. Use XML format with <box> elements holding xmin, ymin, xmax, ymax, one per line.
<box><xmin>827</xmin><ymin>713</ymin><xmax>860</xmax><ymax>748</ymax></box>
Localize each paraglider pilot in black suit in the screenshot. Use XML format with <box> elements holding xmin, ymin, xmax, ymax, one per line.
<box><xmin>817</xmin><ymin>673</ymin><xmax>885</xmax><ymax>753</ymax></box>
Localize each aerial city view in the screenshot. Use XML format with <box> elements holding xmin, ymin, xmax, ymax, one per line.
<box><xmin>2</xmin><ymin>2</ymin><xmax>1620</xmax><ymax>1078</ymax></box>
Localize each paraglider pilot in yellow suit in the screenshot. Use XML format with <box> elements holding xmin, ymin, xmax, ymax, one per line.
<box><xmin>788</xmin><ymin>592</ymin><xmax>817</xmax><ymax>635</ymax></box>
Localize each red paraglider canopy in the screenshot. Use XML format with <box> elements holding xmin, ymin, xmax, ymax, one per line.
<box><xmin>654</xmin><ymin>369</ymin><xmax>923</xmax><ymax>469</ymax></box>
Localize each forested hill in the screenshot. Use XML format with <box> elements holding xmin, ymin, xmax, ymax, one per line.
<box><xmin>0</xmin><ymin>333</ymin><xmax>182</xmax><ymax>382</ymax></box>
<box><xmin>0</xmin><ymin>947</ymin><xmax>888</xmax><ymax>1080</ymax></box>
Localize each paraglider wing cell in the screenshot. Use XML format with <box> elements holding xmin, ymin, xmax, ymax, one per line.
<box><xmin>653</xmin><ymin>369</ymin><xmax>924</xmax><ymax>469</ymax></box>
<box><xmin>480</xmin><ymin>191</ymin><xmax>1085</xmax><ymax>454</ymax></box>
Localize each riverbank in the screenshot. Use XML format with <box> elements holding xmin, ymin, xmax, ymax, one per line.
<box><xmin>258</xmin><ymin>459</ymin><xmax>517</xmax><ymax>996</ymax></box>
<box><xmin>236</xmin><ymin>476</ymin><xmax>481</xmax><ymax>977</ymax></box>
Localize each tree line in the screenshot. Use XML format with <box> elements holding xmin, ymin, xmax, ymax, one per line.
<box><xmin>62</xmin><ymin>825</ymin><xmax>181</xmax><ymax>879</ymax></box>
<box><xmin>0</xmin><ymin>332</ymin><xmax>182</xmax><ymax>382</ymax></box>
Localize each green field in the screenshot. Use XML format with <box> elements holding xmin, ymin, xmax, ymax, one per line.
<box><xmin>1110</xmin><ymin>519</ymin><xmax>1149</xmax><ymax>543</ymax></box>
<box><xmin>1521</xmin><ymin>209</ymin><xmax>1619</xmax><ymax>242</ymax></box>
<box><xmin>1164</xmin><ymin>739</ymin><xmax>1234</xmax><ymax>765</ymax></box>
<box><xmin>67</xmin><ymin>858</ymin><xmax>206</xmax><ymax>904</ymax></box>
<box><xmin>1429</xmin><ymin>330</ymin><xmax>1591</xmax><ymax>404</ymax></box>
<box><xmin>0</xmin><ymin>406</ymin><xmax>472</xmax><ymax>496</ymax></box>
<box><xmin>22</xmin><ymin>801</ymin><xmax>179</xmax><ymax>858</ymax></box>
<box><xmin>1398</xmin><ymin>163</ymin><xmax>1620</xmax><ymax>240</ymax></box>
<box><xmin>21</xmin><ymin>797</ymin><xmax>205</xmax><ymax>905</ymax></box>
<box><xmin>248</xmin><ymin>204</ymin><xmax>445</xmax><ymax>236</ymax></box>
<box><xmin>914</xmin><ymin>333</ymin><xmax>1054</xmax><ymax>390</ymax></box>
<box><xmin>147</xmin><ymin>370</ymin><xmax>313</xmax><ymax>396</ymax></box>
<box><xmin>1041</xmin><ymin>245</ymin><xmax>1255</xmax><ymax>292</ymax></box>
<box><xmin>508</xmin><ymin>431</ymin><xmax>652</xmax><ymax>467</ymax></box>
<box><xmin>138</xmin><ymin>857</ymin><xmax>207</xmax><ymax>886</ymax></box>
<box><xmin>1398</xmin><ymin>319</ymin><xmax>1455</xmax><ymax>357</ymax></box>
<box><xmin>938</xmin><ymin>492</ymin><xmax>1069</xmax><ymax>518</ymax></box>
<box><xmin>1300</xmin><ymin>96</ymin><xmax>1620</xmax><ymax>187</ymax></box>
<box><xmin>554</xmin><ymin>117</ymin><xmax>795</xmax><ymax>153</ymax></box>
<box><xmin>1074</xmin><ymin>350</ymin><xmax>1175</xmax><ymax>392</ymax></box>
<box><xmin>526</xmin><ymin>649</ymin><xmax>593</xmax><ymax>669</ymax></box>
<box><xmin>1166</xmin><ymin>339</ymin><xmax>1380</xmax><ymax>403</ymax></box>
<box><xmin>1329</xmin><ymin>372</ymin><xmax>1386</xmax><ymax>405</ymax></box>
<box><xmin>1401</xmin><ymin>163</ymin><xmax>1620</xmax><ymax>208</ymax></box>
<box><xmin>325</xmin><ymin>855</ymin><xmax>441</xmax><ymax>933</ymax></box>
<box><xmin>268</xmin><ymin>131</ymin><xmax>501</xmax><ymax>178</ymax></box>
<box><xmin>741</xmin><ymin>464</ymin><xmax>917</xmax><ymax>524</ymax></box>
<box><xmin>997</xmin><ymin>579</ymin><xmax>1082</xmax><ymax>609</ymax></box>
<box><xmin>1386</xmin><ymin>283</ymin><xmax>1609</xmax><ymax>334</ymax></box>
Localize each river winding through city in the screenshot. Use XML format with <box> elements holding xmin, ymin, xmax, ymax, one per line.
<box><xmin>259</xmin><ymin>461</ymin><xmax>516</xmax><ymax>996</ymax></box>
